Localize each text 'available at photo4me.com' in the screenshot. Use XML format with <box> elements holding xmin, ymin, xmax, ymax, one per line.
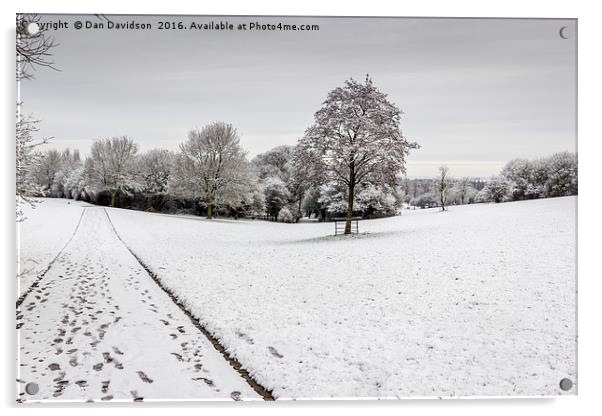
<box><xmin>37</xmin><ymin>17</ymin><xmax>321</xmax><ymax>32</ymax></box>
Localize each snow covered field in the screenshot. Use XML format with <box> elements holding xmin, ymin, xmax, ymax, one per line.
<box><xmin>17</xmin><ymin>198</ymin><xmax>90</xmax><ymax>298</ymax></box>
<box><xmin>102</xmin><ymin>196</ymin><xmax>577</xmax><ymax>399</ymax></box>
<box><xmin>16</xmin><ymin>197</ymin><xmax>576</xmax><ymax>400</ymax></box>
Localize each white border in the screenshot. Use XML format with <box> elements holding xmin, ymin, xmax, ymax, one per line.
<box><xmin>2</xmin><ymin>1</ymin><xmax>600</xmax><ymax>415</ymax></box>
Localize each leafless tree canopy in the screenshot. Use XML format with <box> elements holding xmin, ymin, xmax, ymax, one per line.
<box><xmin>84</xmin><ymin>136</ymin><xmax>140</xmax><ymax>207</ymax></box>
<box><xmin>16</xmin><ymin>14</ymin><xmax>58</xmax><ymax>80</ymax></box>
<box><xmin>169</xmin><ymin>122</ymin><xmax>251</xmax><ymax>219</ymax></box>
<box><xmin>16</xmin><ymin>114</ymin><xmax>50</xmax><ymax>220</ymax></box>
<box><xmin>297</xmin><ymin>75</ymin><xmax>420</xmax><ymax>233</ymax></box>
<box><xmin>138</xmin><ymin>149</ymin><xmax>173</xmax><ymax>194</ymax></box>
<box><xmin>15</xmin><ymin>14</ymin><xmax>58</xmax><ymax>220</ymax></box>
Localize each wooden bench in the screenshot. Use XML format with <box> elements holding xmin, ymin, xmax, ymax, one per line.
<box><xmin>332</xmin><ymin>217</ymin><xmax>362</xmax><ymax>235</ymax></box>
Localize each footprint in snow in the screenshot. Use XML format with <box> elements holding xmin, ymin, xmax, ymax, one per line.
<box><xmin>268</xmin><ymin>346</ymin><xmax>283</xmax><ymax>358</ymax></box>
<box><xmin>136</xmin><ymin>371</ymin><xmax>153</xmax><ymax>383</ymax></box>
<box><xmin>236</xmin><ymin>331</ymin><xmax>254</xmax><ymax>345</ymax></box>
<box><xmin>130</xmin><ymin>390</ymin><xmax>144</xmax><ymax>402</ymax></box>
<box><xmin>101</xmin><ymin>380</ymin><xmax>110</xmax><ymax>393</ymax></box>
<box><xmin>193</xmin><ymin>377</ymin><xmax>214</xmax><ymax>386</ymax></box>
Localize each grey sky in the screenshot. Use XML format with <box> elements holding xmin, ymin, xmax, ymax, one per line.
<box><xmin>23</xmin><ymin>15</ymin><xmax>577</xmax><ymax>177</ymax></box>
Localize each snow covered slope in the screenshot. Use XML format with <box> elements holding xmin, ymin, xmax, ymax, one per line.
<box><xmin>107</xmin><ymin>196</ymin><xmax>577</xmax><ymax>398</ymax></box>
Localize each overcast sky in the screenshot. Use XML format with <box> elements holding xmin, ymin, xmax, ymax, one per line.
<box><xmin>22</xmin><ymin>15</ymin><xmax>576</xmax><ymax>177</ymax></box>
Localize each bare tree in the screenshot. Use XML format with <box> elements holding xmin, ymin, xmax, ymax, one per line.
<box><xmin>252</xmin><ymin>145</ymin><xmax>309</xmax><ymax>222</ymax></box>
<box><xmin>15</xmin><ymin>115</ymin><xmax>49</xmax><ymax>220</ymax></box>
<box><xmin>169</xmin><ymin>122</ymin><xmax>249</xmax><ymax>219</ymax></box>
<box><xmin>457</xmin><ymin>177</ymin><xmax>469</xmax><ymax>205</ymax></box>
<box><xmin>50</xmin><ymin>149</ymin><xmax>83</xmax><ymax>197</ymax></box>
<box><xmin>84</xmin><ymin>137</ymin><xmax>140</xmax><ymax>207</ymax></box>
<box><xmin>438</xmin><ymin>166</ymin><xmax>449</xmax><ymax>211</ymax></box>
<box><xmin>480</xmin><ymin>176</ymin><xmax>511</xmax><ymax>203</ymax></box>
<box><xmin>16</xmin><ymin>14</ymin><xmax>58</xmax><ymax>80</ymax></box>
<box><xmin>16</xmin><ymin>14</ymin><xmax>58</xmax><ymax>220</ymax></box>
<box><xmin>31</xmin><ymin>149</ymin><xmax>62</xmax><ymax>194</ymax></box>
<box><xmin>297</xmin><ymin>75</ymin><xmax>419</xmax><ymax>234</ymax></box>
<box><xmin>138</xmin><ymin>149</ymin><xmax>173</xmax><ymax>194</ymax></box>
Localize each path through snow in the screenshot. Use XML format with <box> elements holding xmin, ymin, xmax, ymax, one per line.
<box><xmin>17</xmin><ymin>207</ymin><xmax>260</xmax><ymax>402</ymax></box>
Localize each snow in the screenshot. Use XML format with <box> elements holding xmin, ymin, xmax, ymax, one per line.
<box><xmin>17</xmin><ymin>204</ymin><xmax>260</xmax><ymax>402</ymax></box>
<box><xmin>17</xmin><ymin>198</ymin><xmax>91</xmax><ymax>298</ymax></box>
<box><xmin>102</xmin><ymin>196</ymin><xmax>577</xmax><ymax>399</ymax></box>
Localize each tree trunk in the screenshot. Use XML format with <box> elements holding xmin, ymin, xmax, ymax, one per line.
<box><xmin>297</xmin><ymin>196</ymin><xmax>303</xmax><ymax>223</ymax></box>
<box><xmin>110</xmin><ymin>191</ymin><xmax>116</xmax><ymax>208</ymax></box>
<box><xmin>345</xmin><ymin>165</ymin><xmax>356</xmax><ymax>235</ymax></box>
<box><xmin>207</xmin><ymin>202</ymin><xmax>213</xmax><ymax>219</ymax></box>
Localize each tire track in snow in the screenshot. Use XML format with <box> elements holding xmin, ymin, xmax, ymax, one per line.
<box><xmin>17</xmin><ymin>207</ymin><xmax>87</xmax><ymax>308</ymax></box>
<box><xmin>102</xmin><ymin>208</ymin><xmax>275</xmax><ymax>401</ymax></box>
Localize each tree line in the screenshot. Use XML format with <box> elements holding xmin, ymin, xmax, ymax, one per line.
<box><xmin>23</xmin><ymin>76</ymin><xmax>422</xmax><ymax>234</ymax></box>
<box><xmin>25</xmin><ymin>126</ymin><xmax>408</xmax><ymax>222</ymax></box>
<box><xmin>19</xmin><ymin>72</ymin><xmax>577</xmax><ymax>232</ymax></box>
<box><xmin>402</xmin><ymin>151</ymin><xmax>577</xmax><ymax>210</ymax></box>
<box><xmin>26</xmin><ymin>136</ymin><xmax>577</xmax><ymax>222</ymax></box>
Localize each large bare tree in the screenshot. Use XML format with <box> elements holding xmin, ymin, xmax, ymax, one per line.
<box><xmin>84</xmin><ymin>136</ymin><xmax>140</xmax><ymax>207</ymax></box>
<box><xmin>297</xmin><ymin>76</ymin><xmax>419</xmax><ymax>234</ymax></box>
<box><xmin>170</xmin><ymin>122</ymin><xmax>249</xmax><ymax>219</ymax></box>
